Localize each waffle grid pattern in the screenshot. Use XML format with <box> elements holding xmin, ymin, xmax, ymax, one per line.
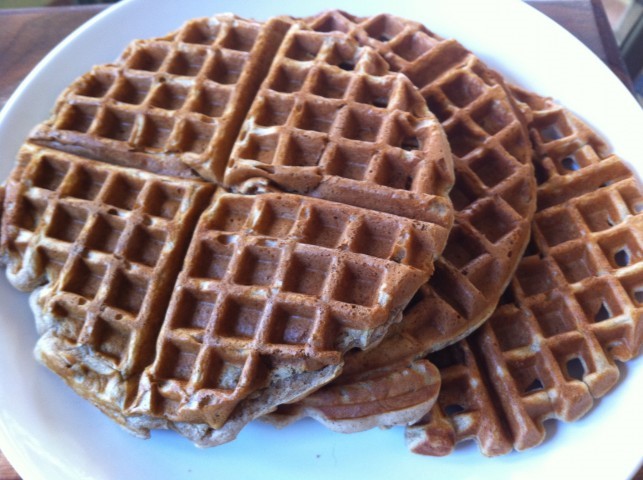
<box><xmin>226</xmin><ymin>24</ymin><xmax>454</xmax><ymax>215</ymax></box>
<box><xmin>31</xmin><ymin>15</ymin><xmax>291</xmax><ymax>181</ymax></box>
<box><xmin>303</xmin><ymin>10</ymin><xmax>439</xmax><ymax>72</ymax></box>
<box><xmin>135</xmin><ymin>191</ymin><xmax>430</xmax><ymax>428</ymax></box>
<box><xmin>223</xmin><ymin>23</ymin><xmax>454</xmax><ymax>275</ymax></box>
<box><xmin>2</xmin><ymin>144</ymin><xmax>213</xmax><ymax>386</ymax></box>
<box><xmin>262</xmin><ymin>11</ymin><xmax>535</xmax><ymax>433</ymax></box>
<box><xmin>1</xmin><ymin>12</ymin><xmax>463</xmax><ymax>446</ymax></box>
<box><xmin>406</xmin><ymin>92</ymin><xmax>643</xmax><ymax>456</ymax></box>
<box><xmin>303</xmin><ymin>11</ymin><xmax>534</xmax><ymax>346</ymax></box>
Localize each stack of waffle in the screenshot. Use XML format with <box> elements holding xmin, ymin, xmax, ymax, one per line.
<box><xmin>1</xmin><ymin>9</ymin><xmax>641</xmax><ymax>456</ymax></box>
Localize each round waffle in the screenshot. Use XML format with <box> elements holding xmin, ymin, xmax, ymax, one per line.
<box><xmin>265</xmin><ymin>10</ymin><xmax>535</xmax><ymax>432</ymax></box>
<box><xmin>406</xmin><ymin>88</ymin><xmax>643</xmax><ymax>456</ymax></box>
<box><xmin>1</xmin><ymin>14</ymin><xmax>454</xmax><ymax>447</ymax></box>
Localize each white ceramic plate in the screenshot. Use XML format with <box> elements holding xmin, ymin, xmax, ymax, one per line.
<box><xmin>0</xmin><ymin>1</ymin><xmax>641</xmax><ymax>479</ymax></box>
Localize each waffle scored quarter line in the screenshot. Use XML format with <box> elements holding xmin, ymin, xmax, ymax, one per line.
<box><xmin>1</xmin><ymin>13</ymin><xmax>455</xmax><ymax>446</ymax></box>
<box><xmin>264</xmin><ymin>10</ymin><xmax>536</xmax><ymax>433</ymax></box>
<box><xmin>405</xmin><ymin>88</ymin><xmax>643</xmax><ymax>456</ymax></box>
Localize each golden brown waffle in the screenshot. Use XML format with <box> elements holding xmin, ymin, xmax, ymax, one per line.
<box><xmin>263</xmin><ymin>10</ymin><xmax>534</xmax><ymax>432</ymax></box>
<box><xmin>30</xmin><ymin>14</ymin><xmax>293</xmax><ymax>182</ymax></box>
<box><xmin>0</xmin><ymin>142</ymin><xmax>214</xmax><ymax>431</ymax></box>
<box><xmin>301</xmin><ymin>11</ymin><xmax>534</xmax><ymax>348</ymax></box>
<box><xmin>128</xmin><ymin>190</ymin><xmax>443</xmax><ymax>445</ymax></box>
<box><xmin>3</xmin><ymin>13</ymin><xmax>458</xmax><ymax>447</ymax></box>
<box><xmin>1</xmin><ymin>143</ymin><xmax>444</xmax><ymax>445</ymax></box>
<box><xmin>0</xmin><ymin>185</ymin><xmax>4</xmax><ymax>230</ymax></box>
<box><xmin>225</xmin><ymin>23</ymin><xmax>454</xmax><ymax>273</ymax></box>
<box><xmin>27</xmin><ymin>15</ymin><xmax>454</xmax><ymax>277</ymax></box>
<box><xmin>225</xmin><ymin>23</ymin><xmax>454</xmax><ymax>229</ymax></box>
<box><xmin>406</xmin><ymin>90</ymin><xmax>643</xmax><ymax>456</ymax></box>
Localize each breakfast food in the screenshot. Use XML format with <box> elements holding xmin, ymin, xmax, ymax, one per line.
<box><xmin>29</xmin><ymin>15</ymin><xmax>293</xmax><ymax>182</ymax></box>
<box><xmin>131</xmin><ymin>189</ymin><xmax>448</xmax><ymax>446</ymax></box>
<box><xmin>300</xmin><ymin>10</ymin><xmax>537</xmax><ymax>348</ymax></box>
<box><xmin>225</xmin><ymin>21</ymin><xmax>455</xmax><ymax>268</ymax></box>
<box><xmin>29</xmin><ymin>15</ymin><xmax>454</xmax><ymax>278</ymax></box>
<box><xmin>264</xmin><ymin>10</ymin><xmax>536</xmax><ymax>432</ymax></box>
<box><xmin>2</xmin><ymin>143</ymin><xmax>214</xmax><ymax>429</ymax></box>
<box><xmin>405</xmin><ymin>88</ymin><xmax>643</xmax><ymax>456</ymax></box>
<box><xmin>1</xmin><ymin>6</ymin><xmax>641</xmax><ymax>458</ymax></box>
<box><xmin>0</xmin><ymin>14</ymin><xmax>454</xmax><ymax>446</ymax></box>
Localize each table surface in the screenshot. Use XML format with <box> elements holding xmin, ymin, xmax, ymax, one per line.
<box><xmin>0</xmin><ymin>2</ymin><xmax>639</xmax><ymax>479</ymax></box>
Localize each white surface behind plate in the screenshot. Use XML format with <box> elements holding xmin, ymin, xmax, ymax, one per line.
<box><xmin>0</xmin><ymin>1</ymin><xmax>641</xmax><ymax>479</ymax></box>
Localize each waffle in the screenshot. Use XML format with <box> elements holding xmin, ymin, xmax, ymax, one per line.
<box><xmin>406</xmin><ymin>89</ymin><xmax>643</xmax><ymax>456</ymax></box>
<box><xmin>126</xmin><ymin>189</ymin><xmax>446</xmax><ymax>445</ymax></box>
<box><xmin>226</xmin><ymin>23</ymin><xmax>454</xmax><ymax>275</ymax></box>
<box><xmin>264</xmin><ymin>10</ymin><xmax>535</xmax><ymax>432</ymax></box>
<box><xmin>301</xmin><ymin>11</ymin><xmax>534</xmax><ymax>347</ymax></box>
<box><xmin>4</xmin><ymin>12</ymin><xmax>460</xmax><ymax>447</ymax></box>
<box><xmin>29</xmin><ymin>14</ymin><xmax>293</xmax><ymax>182</ymax></box>
<box><xmin>225</xmin><ymin>23</ymin><xmax>454</xmax><ymax>230</ymax></box>
<box><xmin>0</xmin><ymin>142</ymin><xmax>214</xmax><ymax>428</ymax></box>
<box><xmin>27</xmin><ymin>15</ymin><xmax>454</xmax><ymax>277</ymax></box>
<box><xmin>1</xmin><ymin>142</ymin><xmax>445</xmax><ymax>445</ymax></box>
